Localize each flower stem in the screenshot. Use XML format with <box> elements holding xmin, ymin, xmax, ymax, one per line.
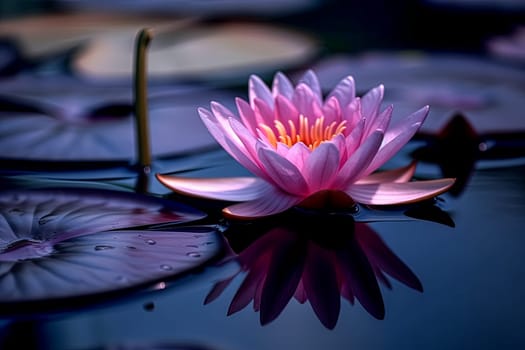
<box><xmin>133</xmin><ymin>28</ymin><xmax>153</xmax><ymax>170</ymax></box>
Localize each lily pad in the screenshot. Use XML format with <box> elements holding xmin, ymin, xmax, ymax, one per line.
<box><xmin>0</xmin><ymin>13</ymin><xmax>190</xmax><ymax>59</ymax></box>
<box><xmin>72</xmin><ymin>21</ymin><xmax>318</xmax><ymax>82</ymax></box>
<box><xmin>0</xmin><ymin>187</ymin><xmax>219</xmax><ymax>315</ymax></box>
<box><xmin>311</xmin><ymin>52</ymin><xmax>525</xmax><ymax>135</ymax></box>
<box><xmin>0</xmin><ymin>76</ymin><xmax>234</xmax><ymax>164</ymax></box>
<box><xmin>56</xmin><ymin>0</ymin><xmax>319</xmax><ymax>16</ymax></box>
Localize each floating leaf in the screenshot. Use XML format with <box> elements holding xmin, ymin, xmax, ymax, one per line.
<box><xmin>73</xmin><ymin>22</ymin><xmax>318</xmax><ymax>82</ymax></box>
<box><xmin>0</xmin><ymin>77</ymin><xmax>236</xmax><ymax>163</ymax></box>
<box><xmin>0</xmin><ymin>187</ymin><xmax>217</xmax><ymax>315</ymax></box>
<box><xmin>0</xmin><ymin>13</ymin><xmax>189</xmax><ymax>59</ymax></box>
<box><xmin>311</xmin><ymin>52</ymin><xmax>525</xmax><ymax>135</ymax></box>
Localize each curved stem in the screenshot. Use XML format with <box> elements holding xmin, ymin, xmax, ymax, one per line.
<box><xmin>133</xmin><ymin>28</ymin><xmax>153</xmax><ymax>170</ymax></box>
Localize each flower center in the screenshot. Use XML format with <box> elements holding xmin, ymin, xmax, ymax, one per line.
<box><xmin>259</xmin><ymin>115</ymin><xmax>347</xmax><ymax>150</ymax></box>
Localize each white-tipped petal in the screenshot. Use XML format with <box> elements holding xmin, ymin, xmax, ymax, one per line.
<box><xmin>327</xmin><ymin>75</ymin><xmax>356</xmax><ymax>107</ymax></box>
<box><xmin>257</xmin><ymin>146</ymin><xmax>309</xmax><ymax>195</ymax></box>
<box><xmin>223</xmin><ymin>190</ymin><xmax>302</xmax><ymax>219</ymax></box>
<box><xmin>356</xmin><ymin>162</ymin><xmax>417</xmax><ymax>185</ymax></box>
<box><xmin>299</xmin><ymin>70</ymin><xmax>322</xmax><ymax>105</ymax></box>
<box><xmin>249</xmin><ymin>74</ymin><xmax>273</xmax><ymax>108</ymax></box>
<box><xmin>272</xmin><ymin>71</ymin><xmax>294</xmax><ymax>99</ymax></box>
<box><xmin>347</xmin><ymin>178</ymin><xmax>455</xmax><ymax>205</ymax></box>
<box><xmin>303</xmin><ymin>142</ymin><xmax>340</xmax><ymax>192</ymax></box>
<box><xmin>334</xmin><ymin>131</ymin><xmax>384</xmax><ymax>189</ymax></box>
<box><xmin>156</xmin><ymin>174</ymin><xmax>272</xmax><ymax>202</ymax></box>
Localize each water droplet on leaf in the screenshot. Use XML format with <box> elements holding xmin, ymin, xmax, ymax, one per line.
<box><xmin>94</xmin><ymin>245</ymin><xmax>115</xmax><ymax>251</ymax></box>
<box><xmin>160</xmin><ymin>264</ymin><xmax>173</xmax><ymax>271</ymax></box>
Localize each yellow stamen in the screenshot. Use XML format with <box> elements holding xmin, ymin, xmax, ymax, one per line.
<box><xmin>259</xmin><ymin>124</ymin><xmax>278</xmax><ymax>148</ymax></box>
<box><xmin>258</xmin><ymin>114</ymin><xmax>347</xmax><ymax>150</ymax></box>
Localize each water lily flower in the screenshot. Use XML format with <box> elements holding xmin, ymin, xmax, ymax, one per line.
<box><xmin>157</xmin><ymin>70</ymin><xmax>454</xmax><ymax>219</ymax></box>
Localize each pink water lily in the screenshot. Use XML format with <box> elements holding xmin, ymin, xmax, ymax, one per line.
<box><xmin>157</xmin><ymin>70</ymin><xmax>454</xmax><ymax>219</ymax></box>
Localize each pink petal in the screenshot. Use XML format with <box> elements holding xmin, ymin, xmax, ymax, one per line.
<box><xmin>327</xmin><ymin>75</ymin><xmax>356</xmax><ymax>108</ymax></box>
<box><xmin>200</xmin><ymin>107</ymin><xmax>263</xmax><ymax>178</ymax></box>
<box><xmin>235</xmin><ymin>97</ymin><xmax>258</xmax><ymax>135</ymax></box>
<box><xmin>342</xmin><ymin>97</ymin><xmax>362</xmax><ymax>131</ymax></box>
<box><xmin>272</xmin><ymin>71</ymin><xmax>294</xmax><ymax>99</ymax></box>
<box><xmin>303</xmin><ymin>142</ymin><xmax>340</xmax><ymax>192</ymax></box>
<box><xmin>249</xmin><ymin>74</ymin><xmax>273</xmax><ymax>108</ymax></box>
<box><xmin>228</xmin><ymin>117</ymin><xmax>258</xmax><ymax>157</ymax></box>
<box><xmin>361</xmin><ymin>85</ymin><xmax>384</xmax><ymax>120</ymax></box>
<box><xmin>344</xmin><ymin>118</ymin><xmax>365</xmax><ymax>157</ymax></box>
<box><xmin>363</xmin><ymin>104</ymin><xmax>392</xmax><ymax>140</ymax></box>
<box><xmin>199</xmin><ymin>107</ymin><xmax>245</xmax><ymax>158</ymax></box>
<box><xmin>223</xmin><ymin>136</ymin><xmax>270</xmax><ymax>179</ymax></box>
<box><xmin>292</xmin><ymin>84</ymin><xmax>322</xmax><ymax>120</ymax></box>
<box><xmin>257</xmin><ymin>146</ymin><xmax>309</xmax><ymax>195</ymax></box>
<box><xmin>275</xmin><ymin>142</ymin><xmax>291</xmax><ymax>158</ymax></box>
<box><xmin>275</xmin><ymin>95</ymin><xmax>299</xmax><ymax>125</ymax></box>
<box><xmin>334</xmin><ymin>130</ymin><xmax>384</xmax><ymax>189</ymax></box>
<box><xmin>285</xmin><ymin>142</ymin><xmax>311</xmax><ymax>171</ymax></box>
<box><xmin>322</xmin><ymin>96</ymin><xmax>342</xmax><ymax>126</ymax></box>
<box><xmin>347</xmin><ymin>178</ymin><xmax>456</xmax><ymax>205</ymax></box>
<box><xmin>253</xmin><ymin>97</ymin><xmax>275</xmax><ymax>127</ymax></box>
<box><xmin>364</xmin><ymin>106</ymin><xmax>429</xmax><ymax>175</ymax></box>
<box><xmin>210</xmin><ymin>101</ymin><xmax>238</xmax><ymax>124</ymax></box>
<box><xmin>298</xmin><ymin>70</ymin><xmax>322</xmax><ymax>105</ymax></box>
<box><xmin>384</xmin><ymin>105</ymin><xmax>429</xmax><ymax>145</ymax></box>
<box><xmin>330</xmin><ymin>133</ymin><xmax>347</xmax><ymax>164</ymax></box>
<box><xmin>156</xmin><ymin>174</ymin><xmax>272</xmax><ymax>202</ymax></box>
<box><xmin>223</xmin><ymin>189</ymin><xmax>302</xmax><ymax>219</ymax></box>
<box><xmin>356</xmin><ymin>162</ymin><xmax>417</xmax><ymax>185</ymax></box>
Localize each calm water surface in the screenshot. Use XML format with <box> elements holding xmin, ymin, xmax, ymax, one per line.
<box><xmin>4</xmin><ymin>158</ymin><xmax>521</xmax><ymax>350</ymax></box>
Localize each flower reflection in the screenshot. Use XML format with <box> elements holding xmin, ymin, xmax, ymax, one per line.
<box><xmin>205</xmin><ymin>214</ymin><xmax>422</xmax><ymax>329</ymax></box>
<box><xmin>157</xmin><ymin>70</ymin><xmax>454</xmax><ymax>219</ymax></box>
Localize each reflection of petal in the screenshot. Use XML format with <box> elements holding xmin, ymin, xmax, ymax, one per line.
<box><xmin>355</xmin><ymin>223</ymin><xmax>423</xmax><ymax>292</ymax></box>
<box><xmin>228</xmin><ymin>253</ymin><xmax>270</xmax><ymax>315</ymax></box>
<box><xmin>207</xmin><ymin>213</ymin><xmax>427</xmax><ymax>328</ymax></box>
<box><xmin>337</xmin><ymin>233</ymin><xmax>385</xmax><ymax>320</ymax></box>
<box><xmin>303</xmin><ymin>242</ymin><xmax>340</xmax><ymax>329</ymax></box>
<box><xmin>259</xmin><ymin>228</ymin><xmax>306</xmax><ymax>325</ymax></box>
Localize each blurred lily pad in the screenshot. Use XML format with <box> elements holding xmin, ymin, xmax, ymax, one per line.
<box><xmin>0</xmin><ymin>76</ymin><xmax>235</xmax><ymax>164</ymax></box>
<box><xmin>0</xmin><ymin>186</ymin><xmax>220</xmax><ymax>315</ymax></box>
<box><xmin>57</xmin><ymin>0</ymin><xmax>319</xmax><ymax>16</ymax></box>
<box><xmin>0</xmin><ymin>13</ymin><xmax>190</xmax><ymax>59</ymax></box>
<box><xmin>72</xmin><ymin>21</ymin><xmax>319</xmax><ymax>82</ymax></box>
<box><xmin>311</xmin><ymin>52</ymin><xmax>525</xmax><ymax>135</ymax></box>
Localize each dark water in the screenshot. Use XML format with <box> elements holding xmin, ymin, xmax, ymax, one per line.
<box><xmin>1</xmin><ymin>156</ymin><xmax>523</xmax><ymax>350</ymax></box>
